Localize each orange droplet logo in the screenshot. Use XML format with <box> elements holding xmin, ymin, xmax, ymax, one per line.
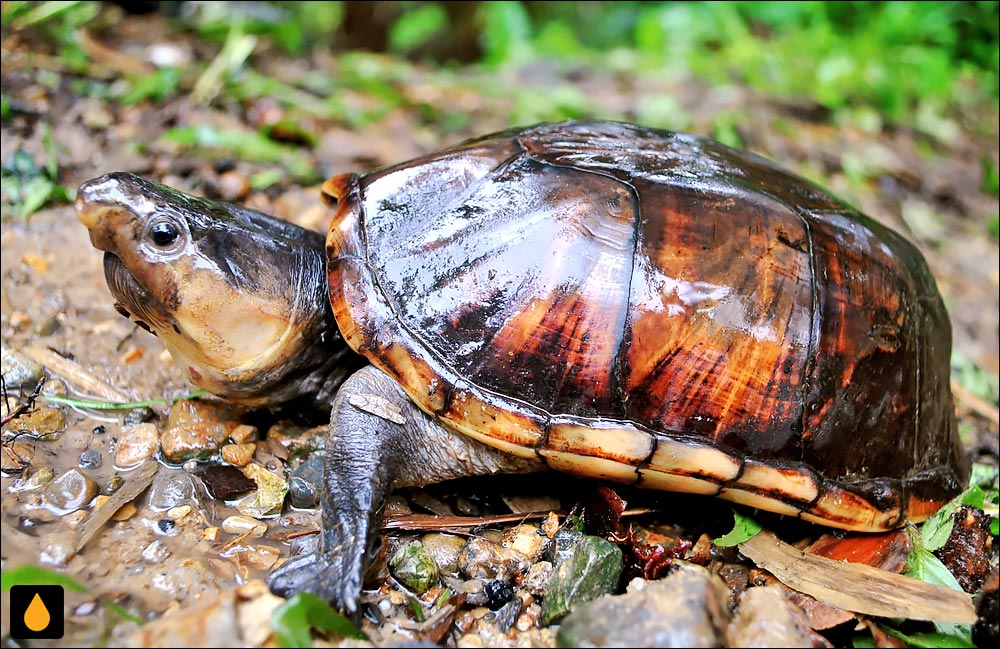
<box><xmin>25</xmin><ymin>592</ymin><xmax>51</xmax><ymax>632</ymax></box>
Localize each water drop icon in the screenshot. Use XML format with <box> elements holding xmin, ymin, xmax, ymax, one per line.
<box><xmin>25</xmin><ymin>592</ymin><xmax>51</xmax><ymax>632</ymax></box>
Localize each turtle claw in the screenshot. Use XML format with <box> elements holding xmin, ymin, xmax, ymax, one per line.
<box><xmin>267</xmin><ymin>548</ymin><xmax>364</xmax><ymax>614</ymax></box>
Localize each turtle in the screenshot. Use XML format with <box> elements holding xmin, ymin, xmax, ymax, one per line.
<box><xmin>76</xmin><ymin>120</ymin><xmax>969</xmax><ymax>612</ymax></box>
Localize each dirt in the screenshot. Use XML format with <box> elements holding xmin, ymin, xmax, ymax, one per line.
<box><xmin>1</xmin><ymin>8</ymin><xmax>998</xmax><ymax>648</ymax></box>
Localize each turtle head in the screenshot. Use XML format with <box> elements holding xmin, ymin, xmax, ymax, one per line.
<box><xmin>76</xmin><ymin>172</ymin><xmax>353</xmax><ymax>407</ymax></box>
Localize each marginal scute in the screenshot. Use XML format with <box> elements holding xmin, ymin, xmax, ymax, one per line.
<box><xmin>539</xmin><ymin>450</ymin><xmax>640</xmax><ymax>484</ymax></box>
<box><xmin>544</xmin><ymin>421</ymin><xmax>653</xmax><ymax>465</ymax></box>
<box><xmin>728</xmin><ymin>459</ymin><xmax>820</xmax><ymax>505</ymax></box>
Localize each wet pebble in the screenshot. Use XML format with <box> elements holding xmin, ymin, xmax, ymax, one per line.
<box><xmin>483</xmin><ymin>579</ymin><xmax>515</xmax><ymax>611</ymax></box>
<box><xmin>157</xmin><ymin>517</ymin><xmax>178</xmax><ymax>534</ymax></box>
<box><xmin>39</xmin><ymin>533</ymin><xmax>76</xmax><ymax>566</ymax></box>
<box><xmin>725</xmin><ymin>584</ymin><xmax>831</xmax><ymax>647</ymax></box>
<box><xmin>8</xmin><ymin>406</ymin><xmax>66</xmax><ymax>439</ymax></box>
<box><xmin>44</xmin><ymin>468</ymin><xmax>99</xmax><ymax>512</ymax></box>
<box><xmin>147</xmin><ymin>471</ymin><xmax>196</xmax><ymax>510</ymax></box>
<box><xmin>421</xmin><ymin>533</ymin><xmax>467</xmax><ymax>575</ymax></box>
<box><xmin>220</xmin><ymin>443</ymin><xmax>256</xmax><ymax>467</ymax></box>
<box><xmin>459</xmin><ymin>537</ymin><xmax>532</xmax><ymax>581</ymax></box>
<box><xmin>198</xmin><ymin>465</ymin><xmax>256</xmax><ymax>500</ymax></box>
<box><xmin>501</xmin><ymin>524</ymin><xmax>550</xmax><ymax>563</ymax></box>
<box><xmin>123</xmin><ymin>407</ymin><xmax>156</xmax><ymax>425</ymax></box>
<box><xmin>557</xmin><ymin>564</ymin><xmax>731</xmax><ymax>647</ymax></box>
<box><xmin>142</xmin><ymin>539</ymin><xmax>171</xmax><ymax>563</ymax></box>
<box><xmin>549</xmin><ymin>526</ymin><xmax>585</xmax><ymax>567</ymax></box>
<box><xmin>229</xmin><ymin>423</ymin><xmax>258</xmax><ymax>444</ymax></box>
<box><xmin>222</xmin><ymin>515</ymin><xmax>267</xmax><ymax>538</ymax></box>
<box><xmin>287</xmin><ymin>453</ymin><xmax>323</xmax><ymax>509</ymax></box>
<box><xmin>115</xmin><ymin>422</ymin><xmax>159</xmax><ymax>468</ymax></box>
<box><xmin>78</xmin><ymin>449</ymin><xmax>103</xmax><ymax>470</ymax></box>
<box><xmin>1</xmin><ymin>342</ymin><xmax>43</xmax><ymax>388</ymax></box>
<box><xmin>236</xmin><ymin>464</ymin><xmax>287</xmax><ymax>518</ymax></box>
<box><xmin>522</xmin><ymin>561</ymin><xmax>554</xmax><ymax>597</ymax></box>
<box><xmin>266</xmin><ymin>421</ymin><xmax>325</xmax><ymax>454</ymax></box>
<box><xmin>540</xmin><ymin>535</ymin><xmax>623</xmax><ymax>625</ymax></box>
<box><xmin>161</xmin><ymin>399</ymin><xmax>240</xmax><ymax>462</ymax></box>
<box><xmin>160</xmin><ymin>422</ymin><xmax>229</xmax><ymax>462</ymax></box>
<box><xmin>389</xmin><ymin>540</ymin><xmax>440</xmax><ymax>594</ymax></box>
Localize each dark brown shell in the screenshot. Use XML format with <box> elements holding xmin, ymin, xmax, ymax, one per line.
<box><xmin>323</xmin><ymin>120</ymin><xmax>968</xmax><ymax>531</ymax></box>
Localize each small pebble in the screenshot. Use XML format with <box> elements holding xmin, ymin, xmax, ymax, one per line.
<box><xmin>220</xmin><ymin>443</ymin><xmax>255</xmax><ymax>467</ymax></box>
<box><xmin>45</xmin><ymin>468</ymin><xmax>98</xmax><ymax>512</ymax></box>
<box><xmin>222</xmin><ymin>515</ymin><xmax>267</xmax><ymax>538</ymax></box>
<box><xmin>147</xmin><ymin>471</ymin><xmax>195</xmax><ymax>510</ymax></box>
<box><xmin>483</xmin><ymin>579</ymin><xmax>514</xmax><ymax>610</ymax></box>
<box><xmin>142</xmin><ymin>539</ymin><xmax>171</xmax><ymax>563</ymax></box>
<box><xmin>115</xmin><ymin>422</ymin><xmax>159</xmax><ymax>468</ymax></box>
<box><xmin>158</xmin><ymin>518</ymin><xmax>177</xmax><ymax>534</ymax></box>
<box><xmin>167</xmin><ymin>505</ymin><xmax>192</xmax><ymax>521</ymax></box>
<box><xmin>79</xmin><ymin>449</ymin><xmax>103</xmax><ymax>470</ymax></box>
<box><xmin>1</xmin><ymin>342</ymin><xmax>43</xmax><ymax>388</ymax></box>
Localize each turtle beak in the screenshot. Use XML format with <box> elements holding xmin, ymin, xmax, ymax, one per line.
<box><xmin>76</xmin><ymin>175</ymin><xmax>124</xmax><ymax>230</ymax></box>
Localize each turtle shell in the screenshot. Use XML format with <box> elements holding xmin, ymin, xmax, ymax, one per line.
<box><xmin>323</xmin><ymin>120</ymin><xmax>968</xmax><ymax>531</ymax></box>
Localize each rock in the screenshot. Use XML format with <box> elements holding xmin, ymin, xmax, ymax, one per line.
<box><xmin>161</xmin><ymin>399</ymin><xmax>240</xmax><ymax>462</ymax></box>
<box><xmin>220</xmin><ymin>443</ymin><xmax>256</xmax><ymax>467</ymax></box>
<box><xmin>421</xmin><ymin>533</ymin><xmax>467</xmax><ymax>575</ymax></box>
<box><xmin>502</xmin><ymin>524</ymin><xmax>550</xmax><ymax>563</ymax></box>
<box><xmin>236</xmin><ymin>464</ymin><xmax>287</xmax><ymax>518</ymax></box>
<box><xmin>557</xmin><ymin>564</ymin><xmax>731</xmax><ymax>647</ymax></box>
<box><xmin>8</xmin><ymin>406</ymin><xmax>66</xmax><ymax>439</ymax></box>
<box><xmin>287</xmin><ymin>453</ymin><xmax>323</xmax><ymax>509</ymax></box>
<box><xmin>147</xmin><ymin>471</ymin><xmax>196</xmax><ymax>510</ymax></box>
<box><xmin>45</xmin><ymin>468</ymin><xmax>99</xmax><ymax>512</ymax></box>
<box><xmin>459</xmin><ymin>537</ymin><xmax>532</xmax><ymax>581</ymax></box>
<box><xmin>78</xmin><ymin>449</ymin><xmax>103</xmax><ymax>470</ymax></box>
<box><xmin>115</xmin><ymin>422</ymin><xmax>160</xmax><ymax>468</ymax></box>
<box><xmin>725</xmin><ymin>584</ymin><xmax>832</xmax><ymax>648</ymax></box>
<box><xmin>222</xmin><ymin>515</ymin><xmax>267</xmax><ymax>538</ymax></box>
<box><xmin>523</xmin><ymin>561</ymin><xmax>554</xmax><ymax>597</ymax></box>
<box><xmin>540</xmin><ymin>535</ymin><xmax>623</xmax><ymax>626</ymax></box>
<box><xmin>198</xmin><ymin>465</ymin><xmax>256</xmax><ymax>500</ymax></box>
<box><xmin>1</xmin><ymin>342</ymin><xmax>43</xmax><ymax>388</ymax></box>
<box><xmin>389</xmin><ymin>540</ymin><xmax>440</xmax><ymax>594</ymax></box>
<box><xmin>266</xmin><ymin>421</ymin><xmax>325</xmax><ymax>455</ymax></box>
<box><xmin>229</xmin><ymin>423</ymin><xmax>258</xmax><ymax>444</ymax></box>
<box><xmin>127</xmin><ymin>580</ymin><xmax>284</xmax><ymax>648</ymax></box>
<box><xmin>549</xmin><ymin>526</ymin><xmax>585</xmax><ymax>567</ymax></box>
<box><xmin>142</xmin><ymin>539</ymin><xmax>171</xmax><ymax>563</ymax></box>
<box><xmin>160</xmin><ymin>422</ymin><xmax>228</xmax><ymax>462</ymax></box>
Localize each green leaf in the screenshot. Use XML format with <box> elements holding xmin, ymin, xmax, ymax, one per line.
<box><xmin>2</xmin><ymin>565</ymin><xmax>142</xmax><ymax>624</ymax></box>
<box><xmin>271</xmin><ymin>592</ymin><xmax>366</xmax><ymax>648</ymax></box>
<box><xmin>478</xmin><ymin>1</ymin><xmax>532</xmax><ymax>67</ymax></box>
<box><xmin>904</xmin><ymin>546</ymin><xmax>973</xmax><ymax>642</ymax></box>
<box><xmin>920</xmin><ymin>501</ymin><xmax>957</xmax><ymax>552</ymax></box>
<box><xmin>160</xmin><ymin>126</ymin><xmax>318</xmax><ymax>183</ymax></box>
<box><xmin>877</xmin><ymin>624</ymin><xmax>975</xmax><ymax>648</ymax></box>
<box><xmin>388</xmin><ymin>3</ymin><xmax>448</xmax><ymax>55</ymax></box>
<box><xmin>714</xmin><ymin>509</ymin><xmax>762</xmax><ymax>547</ymax></box>
<box><xmin>120</xmin><ymin>68</ymin><xmax>181</xmax><ymax>105</ymax></box>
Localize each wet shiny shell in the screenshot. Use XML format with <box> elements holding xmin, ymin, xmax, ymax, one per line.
<box><xmin>323</xmin><ymin>120</ymin><xmax>968</xmax><ymax>531</ymax></box>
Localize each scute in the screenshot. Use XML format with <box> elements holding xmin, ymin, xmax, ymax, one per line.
<box><xmin>324</xmin><ymin>120</ymin><xmax>968</xmax><ymax>531</ymax></box>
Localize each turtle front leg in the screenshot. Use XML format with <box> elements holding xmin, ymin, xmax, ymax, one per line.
<box><xmin>267</xmin><ymin>365</ymin><xmax>543</xmax><ymax>612</ymax></box>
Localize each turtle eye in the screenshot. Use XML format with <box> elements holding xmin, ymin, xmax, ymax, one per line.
<box><xmin>144</xmin><ymin>217</ymin><xmax>185</xmax><ymax>253</ymax></box>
